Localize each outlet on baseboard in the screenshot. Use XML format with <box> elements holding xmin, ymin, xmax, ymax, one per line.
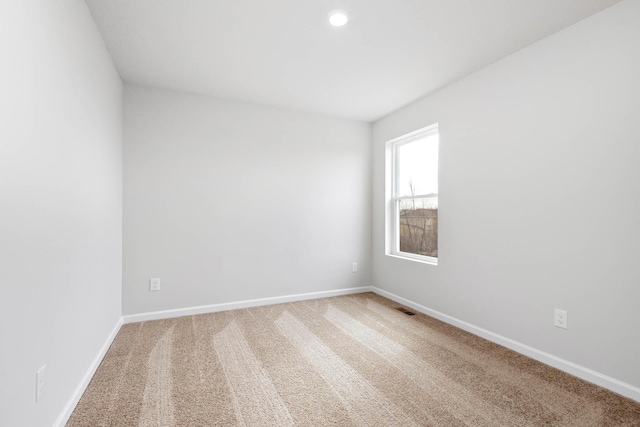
<box><xmin>149</xmin><ymin>278</ymin><xmax>161</xmax><ymax>291</ymax></box>
<box><xmin>554</xmin><ymin>309</ymin><xmax>568</xmax><ymax>329</ymax></box>
<box><xmin>36</xmin><ymin>365</ymin><xmax>46</xmax><ymax>402</ymax></box>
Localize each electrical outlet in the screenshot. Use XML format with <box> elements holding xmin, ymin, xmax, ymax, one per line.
<box><xmin>554</xmin><ymin>309</ymin><xmax>568</xmax><ymax>329</ymax></box>
<box><xmin>352</xmin><ymin>262</ymin><xmax>358</xmax><ymax>272</ymax></box>
<box><xmin>36</xmin><ymin>365</ymin><xmax>46</xmax><ymax>402</ymax></box>
<box><xmin>149</xmin><ymin>278</ymin><xmax>161</xmax><ymax>291</ymax></box>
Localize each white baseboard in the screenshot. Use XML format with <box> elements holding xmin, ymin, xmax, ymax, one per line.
<box><xmin>123</xmin><ymin>286</ymin><xmax>374</xmax><ymax>324</ymax></box>
<box><xmin>370</xmin><ymin>286</ymin><xmax>640</xmax><ymax>403</ymax></box>
<box><xmin>53</xmin><ymin>316</ymin><xmax>123</xmax><ymax>427</ymax></box>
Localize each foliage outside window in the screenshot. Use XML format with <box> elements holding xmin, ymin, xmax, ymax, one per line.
<box><xmin>387</xmin><ymin>124</ymin><xmax>438</xmax><ymax>264</ymax></box>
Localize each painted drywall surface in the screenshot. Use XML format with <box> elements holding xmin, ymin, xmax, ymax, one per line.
<box><xmin>372</xmin><ymin>0</ymin><xmax>640</xmax><ymax>388</ymax></box>
<box><xmin>123</xmin><ymin>85</ymin><xmax>371</xmax><ymax>315</ymax></box>
<box><xmin>0</xmin><ymin>1</ymin><xmax>123</xmax><ymax>426</ymax></box>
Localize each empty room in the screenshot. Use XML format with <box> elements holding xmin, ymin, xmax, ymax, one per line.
<box><xmin>2</xmin><ymin>0</ymin><xmax>640</xmax><ymax>426</ymax></box>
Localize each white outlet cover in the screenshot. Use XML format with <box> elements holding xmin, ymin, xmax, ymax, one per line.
<box><xmin>352</xmin><ymin>262</ymin><xmax>358</xmax><ymax>272</ymax></box>
<box><xmin>554</xmin><ymin>308</ymin><xmax>568</xmax><ymax>329</ymax></box>
<box><xmin>36</xmin><ymin>365</ymin><xmax>46</xmax><ymax>402</ymax></box>
<box><xmin>149</xmin><ymin>278</ymin><xmax>161</xmax><ymax>291</ymax></box>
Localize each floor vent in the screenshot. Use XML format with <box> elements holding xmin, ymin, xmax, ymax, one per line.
<box><xmin>394</xmin><ymin>307</ymin><xmax>416</xmax><ymax>316</ymax></box>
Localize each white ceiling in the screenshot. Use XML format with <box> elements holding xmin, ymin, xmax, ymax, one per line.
<box><xmin>85</xmin><ymin>0</ymin><xmax>620</xmax><ymax>122</ymax></box>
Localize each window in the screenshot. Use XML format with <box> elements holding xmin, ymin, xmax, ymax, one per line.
<box><xmin>386</xmin><ymin>124</ymin><xmax>439</xmax><ymax>264</ymax></box>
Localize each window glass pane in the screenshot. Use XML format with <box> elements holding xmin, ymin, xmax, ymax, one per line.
<box><xmin>398</xmin><ymin>198</ymin><xmax>438</xmax><ymax>257</ymax></box>
<box><xmin>396</xmin><ymin>133</ymin><xmax>438</xmax><ymax>197</ymax></box>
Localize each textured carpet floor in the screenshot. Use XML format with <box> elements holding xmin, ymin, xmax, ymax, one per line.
<box><xmin>67</xmin><ymin>293</ymin><xmax>640</xmax><ymax>426</ymax></box>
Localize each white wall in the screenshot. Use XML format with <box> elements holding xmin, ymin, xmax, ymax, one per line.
<box><xmin>0</xmin><ymin>1</ymin><xmax>123</xmax><ymax>426</ymax></box>
<box><xmin>373</xmin><ymin>0</ymin><xmax>640</xmax><ymax>391</ymax></box>
<box><xmin>123</xmin><ymin>85</ymin><xmax>371</xmax><ymax>315</ymax></box>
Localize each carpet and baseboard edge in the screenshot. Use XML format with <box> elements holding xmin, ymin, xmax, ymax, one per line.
<box><xmin>371</xmin><ymin>286</ymin><xmax>640</xmax><ymax>403</ymax></box>
<box><xmin>55</xmin><ymin>284</ymin><xmax>640</xmax><ymax>426</ymax></box>
<box><xmin>121</xmin><ymin>286</ymin><xmax>374</xmax><ymax>324</ymax></box>
<box><xmin>53</xmin><ymin>316</ymin><xmax>124</xmax><ymax>427</ymax></box>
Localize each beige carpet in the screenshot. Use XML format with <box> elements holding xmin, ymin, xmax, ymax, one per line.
<box><xmin>67</xmin><ymin>293</ymin><xmax>640</xmax><ymax>426</ymax></box>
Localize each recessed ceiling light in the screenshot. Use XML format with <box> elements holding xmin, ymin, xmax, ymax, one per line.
<box><xmin>328</xmin><ymin>10</ymin><xmax>349</xmax><ymax>27</ymax></box>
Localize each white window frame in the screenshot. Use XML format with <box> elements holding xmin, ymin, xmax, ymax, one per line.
<box><xmin>385</xmin><ymin>123</ymin><xmax>439</xmax><ymax>265</ymax></box>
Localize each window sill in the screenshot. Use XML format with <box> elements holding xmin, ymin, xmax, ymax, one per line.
<box><xmin>386</xmin><ymin>252</ymin><xmax>438</xmax><ymax>266</ymax></box>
